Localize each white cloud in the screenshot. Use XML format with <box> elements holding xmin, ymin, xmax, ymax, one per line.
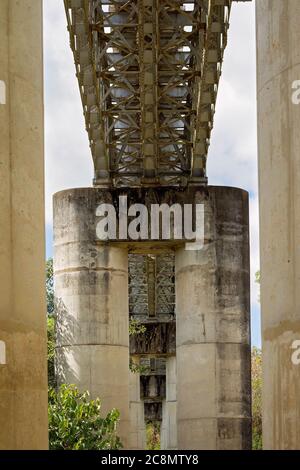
<box><xmin>44</xmin><ymin>0</ymin><xmax>93</xmax><ymax>225</ymax></box>
<box><xmin>207</xmin><ymin>2</ymin><xmax>261</xmax><ymax>333</ymax></box>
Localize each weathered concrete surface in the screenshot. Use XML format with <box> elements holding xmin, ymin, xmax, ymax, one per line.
<box><xmin>140</xmin><ymin>374</ymin><xmax>166</xmax><ymax>400</ymax></box>
<box><xmin>144</xmin><ymin>402</ymin><xmax>162</xmax><ymax>422</ymax></box>
<box><xmin>129</xmin><ymin>359</ymin><xmax>146</xmax><ymax>450</ymax></box>
<box><xmin>130</xmin><ymin>322</ymin><xmax>175</xmax><ymax>355</ymax></box>
<box><xmin>53</xmin><ymin>188</ymin><xmax>130</xmax><ymax>448</ymax></box>
<box><xmin>256</xmin><ymin>0</ymin><xmax>300</xmax><ymax>449</ymax></box>
<box><xmin>161</xmin><ymin>357</ymin><xmax>177</xmax><ymax>450</ymax></box>
<box><xmin>0</xmin><ymin>0</ymin><xmax>48</xmax><ymax>450</ymax></box>
<box><xmin>175</xmin><ymin>187</ymin><xmax>251</xmax><ymax>449</ymax></box>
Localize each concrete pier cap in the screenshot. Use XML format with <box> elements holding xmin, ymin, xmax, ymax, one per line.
<box><xmin>53</xmin><ymin>185</ymin><xmax>249</xmax><ymax>247</ymax></box>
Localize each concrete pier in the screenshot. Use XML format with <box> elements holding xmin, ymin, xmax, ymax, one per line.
<box><xmin>256</xmin><ymin>0</ymin><xmax>300</xmax><ymax>449</ymax></box>
<box><xmin>54</xmin><ymin>188</ymin><xmax>130</xmax><ymax>448</ymax></box>
<box><xmin>175</xmin><ymin>187</ymin><xmax>251</xmax><ymax>449</ymax></box>
<box><xmin>54</xmin><ymin>185</ymin><xmax>251</xmax><ymax>450</ymax></box>
<box><xmin>0</xmin><ymin>0</ymin><xmax>48</xmax><ymax>449</ymax></box>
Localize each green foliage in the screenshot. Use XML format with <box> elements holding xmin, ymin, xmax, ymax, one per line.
<box><xmin>129</xmin><ymin>319</ymin><xmax>149</xmax><ymax>373</ymax></box>
<box><xmin>46</xmin><ymin>258</ymin><xmax>56</xmax><ymax>387</ymax></box>
<box><xmin>129</xmin><ymin>359</ymin><xmax>150</xmax><ymax>374</ymax></box>
<box><xmin>252</xmin><ymin>347</ymin><xmax>262</xmax><ymax>450</ymax></box>
<box><xmin>46</xmin><ymin>258</ymin><xmax>54</xmax><ymax>315</ymax></box>
<box><xmin>46</xmin><ymin>260</ymin><xmax>124</xmax><ymax>451</ymax></box>
<box><xmin>129</xmin><ymin>318</ymin><xmax>147</xmax><ymax>336</ymax></box>
<box><xmin>47</xmin><ymin>316</ymin><xmax>56</xmax><ymax>388</ymax></box>
<box><xmin>47</xmin><ymin>319</ymin><xmax>122</xmax><ymax>449</ymax></box>
<box><xmin>146</xmin><ymin>422</ymin><xmax>160</xmax><ymax>450</ymax></box>
<box><xmin>253</xmin><ymin>272</ymin><xmax>262</xmax><ymax>448</ymax></box>
<box><xmin>48</xmin><ymin>384</ymin><xmax>122</xmax><ymax>450</ymax></box>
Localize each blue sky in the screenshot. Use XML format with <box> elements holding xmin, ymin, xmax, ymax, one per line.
<box><xmin>44</xmin><ymin>0</ymin><xmax>261</xmax><ymax>347</ymax></box>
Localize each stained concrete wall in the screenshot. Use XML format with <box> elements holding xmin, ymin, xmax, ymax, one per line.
<box><xmin>175</xmin><ymin>187</ymin><xmax>251</xmax><ymax>449</ymax></box>
<box><xmin>256</xmin><ymin>0</ymin><xmax>300</xmax><ymax>449</ymax></box>
<box><xmin>53</xmin><ymin>188</ymin><xmax>130</xmax><ymax>448</ymax></box>
<box><xmin>0</xmin><ymin>0</ymin><xmax>48</xmax><ymax>449</ymax></box>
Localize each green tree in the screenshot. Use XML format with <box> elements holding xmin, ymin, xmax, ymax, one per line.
<box><xmin>252</xmin><ymin>347</ymin><xmax>262</xmax><ymax>450</ymax></box>
<box><xmin>46</xmin><ymin>260</ymin><xmax>123</xmax><ymax>450</ymax></box>
<box><xmin>252</xmin><ymin>270</ymin><xmax>262</xmax><ymax>449</ymax></box>
<box><xmin>46</xmin><ymin>258</ymin><xmax>54</xmax><ymax>315</ymax></box>
<box><xmin>47</xmin><ymin>316</ymin><xmax>56</xmax><ymax>388</ymax></box>
<box><xmin>129</xmin><ymin>318</ymin><xmax>146</xmax><ymax>336</ymax></box>
<box><xmin>48</xmin><ymin>384</ymin><xmax>122</xmax><ymax>450</ymax></box>
<box><xmin>46</xmin><ymin>258</ymin><xmax>56</xmax><ymax>387</ymax></box>
<box><xmin>146</xmin><ymin>422</ymin><xmax>160</xmax><ymax>450</ymax></box>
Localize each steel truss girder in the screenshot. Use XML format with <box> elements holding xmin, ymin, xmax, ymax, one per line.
<box><xmin>128</xmin><ymin>253</ymin><xmax>175</xmax><ymax>319</ymax></box>
<box><xmin>64</xmin><ymin>0</ymin><xmax>250</xmax><ymax>187</ymax></box>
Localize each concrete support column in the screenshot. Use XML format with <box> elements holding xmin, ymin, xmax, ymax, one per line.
<box><xmin>53</xmin><ymin>188</ymin><xmax>130</xmax><ymax>448</ymax></box>
<box><xmin>0</xmin><ymin>0</ymin><xmax>48</xmax><ymax>449</ymax></box>
<box><xmin>175</xmin><ymin>187</ymin><xmax>251</xmax><ymax>450</ymax></box>
<box><xmin>161</xmin><ymin>356</ymin><xmax>177</xmax><ymax>450</ymax></box>
<box><xmin>256</xmin><ymin>0</ymin><xmax>300</xmax><ymax>449</ymax></box>
<box><xmin>129</xmin><ymin>359</ymin><xmax>146</xmax><ymax>450</ymax></box>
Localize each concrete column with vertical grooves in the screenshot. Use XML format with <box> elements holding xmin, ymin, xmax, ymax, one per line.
<box><xmin>175</xmin><ymin>186</ymin><xmax>251</xmax><ymax>450</ymax></box>
<box><xmin>53</xmin><ymin>188</ymin><xmax>130</xmax><ymax>448</ymax></box>
<box><xmin>0</xmin><ymin>0</ymin><xmax>48</xmax><ymax>449</ymax></box>
<box><xmin>161</xmin><ymin>356</ymin><xmax>177</xmax><ymax>450</ymax></box>
<box><xmin>256</xmin><ymin>0</ymin><xmax>300</xmax><ymax>449</ymax></box>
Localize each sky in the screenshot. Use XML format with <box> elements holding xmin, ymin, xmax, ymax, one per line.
<box><xmin>44</xmin><ymin>0</ymin><xmax>261</xmax><ymax>347</ymax></box>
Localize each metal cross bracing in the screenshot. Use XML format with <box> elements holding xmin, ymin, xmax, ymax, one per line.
<box><xmin>128</xmin><ymin>253</ymin><xmax>175</xmax><ymax>320</ymax></box>
<box><xmin>64</xmin><ymin>0</ymin><xmax>250</xmax><ymax>188</ymax></box>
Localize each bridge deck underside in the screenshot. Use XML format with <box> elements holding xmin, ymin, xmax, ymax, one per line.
<box><xmin>65</xmin><ymin>0</ymin><xmax>234</xmax><ymax>187</ymax></box>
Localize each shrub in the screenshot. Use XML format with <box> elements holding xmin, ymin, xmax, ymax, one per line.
<box><xmin>48</xmin><ymin>384</ymin><xmax>122</xmax><ymax>450</ymax></box>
